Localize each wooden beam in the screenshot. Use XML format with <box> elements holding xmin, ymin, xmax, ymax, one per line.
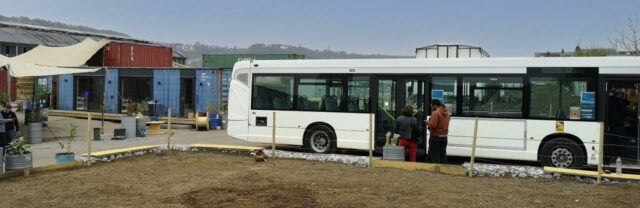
<box><xmin>372</xmin><ymin>160</ymin><xmax>467</xmax><ymax>176</ymax></box>
<box><xmin>544</xmin><ymin>166</ymin><xmax>640</xmax><ymax>181</ymax></box>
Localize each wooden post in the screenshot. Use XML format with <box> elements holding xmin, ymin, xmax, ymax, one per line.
<box><xmin>469</xmin><ymin>117</ymin><xmax>479</xmax><ymax>177</ymax></box>
<box><xmin>87</xmin><ymin>113</ymin><xmax>92</xmax><ymax>166</ymax></box>
<box><xmin>272</xmin><ymin>112</ymin><xmax>276</xmax><ymax>158</ymax></box>
<box><xmin>368</xmin><ymin>113</ymin><xmax>373</xmax><ymax>168</ymax></box>
<box><xmin>167</xmin><ymin>108</ymin><xmax>172</xmax><ymax>153</ymax></box>
<box><xmin>597</xmin><ymin>122</ymin><xmax>605</xmax><ymax>184</ymax></box>
<box><xmin>23</xmin><ymin>169</ymin><xmax>30</xmax><ymax>177</ymax></box>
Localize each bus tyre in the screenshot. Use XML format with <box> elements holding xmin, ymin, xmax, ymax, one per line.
<box><xmin>304</xmin><ymin>125</ymin><xmax>336</xmax><ymax>154</ymax></box>
<box><xmin>540</xmin><ymin>138</ymin><xmax>585</xmax><ymax>168</ymax></box>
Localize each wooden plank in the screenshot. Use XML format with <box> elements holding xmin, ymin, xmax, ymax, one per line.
<box><xmin>189</xmin><ymin>144</ymin><xmax>264</xmax><ymax>152</ymax></box>
<box><xmin>0</xmin><ymin>161</ymin><xmax>84</xmax><ymax>181</ymax></box>
<box><xmin>544</xmin><ymin>166</ymin><xmax>640</xmax><ymax>181</ymax></box>
<box><xmin>81</xmin><ymin>145</ymin><xmax>158</xmax><ymax>157</ymax></box>
<box><xmin>372</xmin><ymin>160</ymin><xmax>467</xmax><ymax>176</ymax></box>
<box><xmin>48</xmin><ymin>110</ymin><xmax>196</xmax><ymax>126</ymax></box>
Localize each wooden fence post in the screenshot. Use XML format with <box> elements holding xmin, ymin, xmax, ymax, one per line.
<box><xmin>469</xmin><ymin>117</ymin><xmax>479</xmax><ymax>177</ymax></box>
<box><xmin>597</xmin><ymin>122</ymin><xmax>604</xmax><ymax>184</ymax></box>
<box><xmin>272</xmin><ymin>112</ymin><xmax>276</xmax><ymax>158</ymax></box>
<box><xmin>87</xmin><ymin>113</ymin><xmax>92</xmax><ymax>166</ymax></box>
<box><xmin>369</xmin><ymin>113</ymin><xmax>373</xmax><ymax>168</ymax></box>
<box><xmin>167</xmin><ymin>108</ymin><xmax>172</xmax><ymax>153</ymax></box>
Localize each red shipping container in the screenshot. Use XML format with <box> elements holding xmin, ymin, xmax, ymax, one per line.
<box><xmin>103</xmin><ymin>42</ymin><xmax>173</xmax><ymax>67</ymax></box>
<box><xmin>0</xmin><ymin>68</ymin><xmax>17</xmax><ymax>101</ymax></box>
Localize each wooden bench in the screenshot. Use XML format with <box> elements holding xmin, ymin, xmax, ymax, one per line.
<box><xmin>82</xmin><ymin>145</ymin><xmax>158</xmax><ymax>157</ymax></box>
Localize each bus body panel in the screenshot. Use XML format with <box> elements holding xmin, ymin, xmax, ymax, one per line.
<box><xmin>526</xmin><ymin>120</ymin><xmax>600</xmax><ymax>165</ymax></box>
<box><xmin>247</xmin><ymin>110</ymin><xmax>372</xmax><ymax>149</ymax></box>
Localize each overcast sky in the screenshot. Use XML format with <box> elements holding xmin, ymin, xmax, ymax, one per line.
<box><xmin>1</xmin><ymin>0</ymin><xmax>638</xmax><ymax>56</ymax></box>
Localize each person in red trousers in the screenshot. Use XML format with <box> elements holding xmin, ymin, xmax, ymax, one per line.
<box><xmin>394</xmin><ymin>105</ymin><xmax>420</xmax><ymax>162</ymax></box>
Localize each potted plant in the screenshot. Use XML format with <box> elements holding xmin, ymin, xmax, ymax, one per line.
<box><xmin>4</xmin><ymin>137</ymin><xmax>33</xmax><ymax>171</ymax></box>
<box><xmin>55</xmin><ymin>124</ymin><xmax>77</xmax><ymax>164</ymax></box>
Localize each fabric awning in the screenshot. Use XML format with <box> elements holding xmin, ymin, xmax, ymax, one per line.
<box><xmin>0</xmin><ymin>55</ymin><xmax>100</xmax><ymax>77</ymax></box>
<box><xmin>13</xmin><ymin>38</ymin><xmax>110</xmax><ymax>67</ymax></box>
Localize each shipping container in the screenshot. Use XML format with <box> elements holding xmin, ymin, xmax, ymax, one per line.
<box><xmin>103</xmin><ymin>42</ymin><xmax>173</xmax><ymax>67</ymax></box>
<box><xmin>202</xmin><ymin>54</ymin><xmax>305</xmax><ymax>68</ymax></box>
<box><xmin>0</xmin><ymin>68</ymin><xmax>17</xmax><ymax>101</ymax></box>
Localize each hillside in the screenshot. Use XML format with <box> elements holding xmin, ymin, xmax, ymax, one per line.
<box><xmin>0</xmin><ymin>15</ymin><xmax>129</xmax><ymax>37</ymax></box>
<box><xmin>164</xmin><ymin>42</ymin><xmax>408</xmax><ymax>67</ymax></box>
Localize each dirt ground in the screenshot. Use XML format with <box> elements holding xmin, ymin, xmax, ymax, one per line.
<box><xmin>1</xmin><ymin>153</ymin><xmax>639</xmax><ymax>208</ymax></box>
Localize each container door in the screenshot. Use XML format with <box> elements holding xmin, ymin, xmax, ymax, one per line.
<box><xmin>104</xmin><ymin>69</ymin><xmax>119</xmax><ymax>113</ymax></box>
<box><xmin>57</xmin><ymin>75</ymin><xmax>74</xmax><ymax>110</ymax></box>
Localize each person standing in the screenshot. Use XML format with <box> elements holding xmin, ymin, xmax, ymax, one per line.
<box><xmin>426</xmin><ymin>99</ymin><xmax>450</xmax><ymax>164</ymax></box>
<box><xmin>0</xmin><ymin>111</ymin><xmax>13</xmax><ymax>150</ymax></box>
<box><xmin>394</xmin><ymin>105</ymin><xmax>420</xmax><ymax>162</ymax></box>
<box><xmin>2</xmin><ymin>105</ymin><xmax>19</xmax><ymax>142</ymax></box>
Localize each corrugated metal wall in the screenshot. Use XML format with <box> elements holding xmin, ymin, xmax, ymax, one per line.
<box><xmin>221</xmin><ymin>69</ymin><xmax>232</xmax><ymax>109</ymax></box>
<box><xmin>104</xmin><ymin>69</ymin><xmax>119</xmax><ymax>113</ymax></box>
<box><xmin>201</xmin><ymin>54</ymin><xmax>305</xmax><ymax>68</ymax></box>
<box><xmin>0</xmin><ymin>69</ymin><xmax>17</xmax><ymax>101</ymax></box>
<box><xmin>153</xmin><ymin>70</ymin><xmax>181</xmax><ymax>117</ymax></box>
<box><xmin>57</xmin><ymin>74</ymin><xmax>74</xmax><ymax>110</ymax></box>
<box><xmin>104</xmin><ymin>42</ymin><xmax>173</xmax><ymax>67</ymax></box>
<box><xmin>195</xmin><ymin>69</ymin><xmax>219</xmax><ymax>113</ymax></box>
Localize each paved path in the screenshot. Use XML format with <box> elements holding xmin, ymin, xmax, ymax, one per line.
<box><xmin>13</xmin><ymin>113</ymin><xmax>261</xmax><ymax>167</ymax></box>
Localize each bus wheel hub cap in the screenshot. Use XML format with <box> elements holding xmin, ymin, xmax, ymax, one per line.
<box><xmin>311</xmin><ymin>132</ymin><xmax>329</xmax><ymax>152</ymax></box>
<box><xmin>551</xmin><ymin>148</ymin><xmax>573</xmax><ymax>167</ymax></box>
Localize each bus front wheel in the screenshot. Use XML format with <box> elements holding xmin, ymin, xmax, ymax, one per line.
<box><xmin>540</xmin><ymin>138</ymin><xmax>585</xmax><ymax>168</ymax></box>
<box><xmin>304</xmin><ymin>125</ymin><xmax>336</xmax><ymax>154</ymax></box>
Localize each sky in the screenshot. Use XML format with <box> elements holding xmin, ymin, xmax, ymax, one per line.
<box><xmin>0</xmin><ymin>0</ymin><xmax>638</xmax><ymax>56</ymax></box>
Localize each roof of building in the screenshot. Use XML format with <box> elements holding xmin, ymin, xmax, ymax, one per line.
<box><xmin>0</xmin><ymin>21</ymin><xmax>148</xmax><ymax>47</ymax></box>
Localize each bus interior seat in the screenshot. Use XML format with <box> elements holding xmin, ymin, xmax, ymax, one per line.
<box><xmin>297</xmin><ymin>96</ymin><xmax>308</xmax><ymax>110</ymax></box>
<box><xmin>348</xmin><ymin>98</ymin><xmax>359</xmax><ymax>112</ymax></box>
<box><xmin>273</xmin><ymin>96</ymin><xmax>292</xmax><ymax>109</ymax></box>
<box><xmin>255</xmin><ymin>96</ymin><xmax>273</xmax><ymax>109</ymax></box>
<box><xmin>323</xmin><ymin>95</ymin><xmax>339</xmax><ymax>111</ymax></box>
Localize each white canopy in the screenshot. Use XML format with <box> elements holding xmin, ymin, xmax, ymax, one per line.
<box><xmin>13</xmin><ymin>38</ymin><xmax>110</xmax><ymax>67</ymax></box>
<box><xmin>0</xmin><ymin>54</ymin><xmax>100</xmax><ymax>77</ymax></box>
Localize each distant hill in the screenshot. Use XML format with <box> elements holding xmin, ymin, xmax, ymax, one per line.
<box><xmin>1</xmin><ymin>15</ymin><xmax>408</xmax><ymax>67</ymax></box>
<box><xmin>0</xmin><ymin>15</ymin><xmax>130</xmax><ymax>37</ymax></box>
<box><xmin>164</xmin><ymin>42</ymin><xmax>409</xmax><ymax>67</ymax></box>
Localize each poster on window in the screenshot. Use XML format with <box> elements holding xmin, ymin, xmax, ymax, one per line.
<box><xmin>580</xmin><ymin>92</ymin><xmax>596</xmax><ymax>120</ymax></box>
<box><xmin>431</xmin><ymin>90</ymin><xmax>444</xmax><ymax>102</ymax></box>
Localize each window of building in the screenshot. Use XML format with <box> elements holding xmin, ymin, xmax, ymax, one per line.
<box><xmin>462</xmin><ymin>77</ymin><xmax>523</xmax><ymax>118</ymax></box>
<box><xmin>431</xmin><ymin>77</ymin><xmax>458</xmax><ymax>115</ymax></box>
<box><xmin>347</xmin><ymin>76</ymin><xmax>369</xmax><ymax>112</ymax></box>
<box><xmin>530</xmin><ymin>78</ymin><xmax>592</xmax><ymax>120</ymax></box>
<box><xmin>297</xmin><ymin>77</ymin><xmax>343</xmax><ymax>111</ymax></box>
<box><xmin>252</xmin><ymin>75</ymin><xmax>294</xmax><ymax>110</ymax></box>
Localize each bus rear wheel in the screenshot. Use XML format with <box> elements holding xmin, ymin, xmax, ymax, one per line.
<box><xmin>540</xmin><ymin>138</ymin><xmax>585</xmax><ymax>168</ymax></box>
<box><xmin>304</xmin><ymin>125</ymin><xmax>336</xmax><ymax>154</ymax></box>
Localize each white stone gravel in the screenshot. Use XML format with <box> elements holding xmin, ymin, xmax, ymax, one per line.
<box><xmin>263</xmin><ymin>150</ymin><xmax>374</xmax><ymax>167</ymax></box>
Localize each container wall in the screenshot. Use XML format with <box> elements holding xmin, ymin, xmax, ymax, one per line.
<box><xmin>57</xmin><ymin>74</ymin><xmax>74</xmax><ymax>110</ymax></box>
<box><xmin>153</xmin><ymin>70</ymin><xmax>181</xmax><ymax>117</ymax></box>
<box><xmin>104</xmin><ymin>69</ymin><xmax>119</xmax><ymax>113</ymax></box>
<box><xmin>0</xmin><ymin>69</ymin><xmax>17</xmax><ymax>101</ymax></box>
<box><xmin>202</xmin><ymin>54</ymin><xmax>305</xmax><ymax>68</ymax></box>
<box><xmin>194</xmin><ymin>69</ymin><xmax>219</xmax><ymax>113</ymax></box>
<box><xmin>221</xmin><ymin>69</ymin><xmax>232</xmax><ymax>111</ymax></box>
<box><xmin>104</xmin><ymin>43</ymin><xmax>173</xmax><ymax>67</ymax></box>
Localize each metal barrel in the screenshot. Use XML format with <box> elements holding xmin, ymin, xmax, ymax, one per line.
<box><xmin>135</xmin><ymin>118</ymin><xmax>146</xmax><ymax>137</ymax></box>
<box><xmin>382</xmin><ymin>146</ymin><xmax>405</xmax><ymax>161</ymax></box>
<box><xmin>28</xmin><ymin>123</ymin><xmax>42</xmax><ymax>144</ymax></box>
<box><xmin>121</xmin><ymin>117</ymin><xmax>137</xmax><ymax>138</ymax></box>
<box><xmin>5</xmin><ymin>153</ymin><xmax>33</xmax><ymax>170</ymax></box>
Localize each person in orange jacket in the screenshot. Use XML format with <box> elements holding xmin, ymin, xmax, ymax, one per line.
<box><xmin>426</xmin><ymin>99</ymin><xmax>450</xmax><ymax>164</ymax></box>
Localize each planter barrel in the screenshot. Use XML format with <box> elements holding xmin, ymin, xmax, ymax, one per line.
<box><xmin>382</xmin><ymin>146</ymin><xmax>405</xmax><ymax>161</ymax></box>
<box><xmin>55</xmin><ymin>153</ymin><xmax>76</xmax><ymax>164</ymax></box>
<box><xmin>28</xmin><ymin>122</ymin><xmax>43</xmax><ymax>144</ymax></box>
<box><xmin>5</xmin><ymin>153</ymin><xmax>33</xmax><ymax>171</ymax></box>
<box><xmin>121</xmin><ymin>117</ymin><xmax>137</xmax><ymax>138</ymax></box>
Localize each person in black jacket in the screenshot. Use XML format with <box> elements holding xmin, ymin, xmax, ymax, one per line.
<box><xmin>607</xmin><ymin>89</ymin><xmax>634</xmax><ymax>163</ymax></box>
<box><xmin>1</xmin><ymin>104</ymin><xmax>19</xmax><ymax>142</ymax></box>
<box><xmin>394</xmin><ymin>105</ymin><xmax>420</xmax><ymax>162</ymax></box>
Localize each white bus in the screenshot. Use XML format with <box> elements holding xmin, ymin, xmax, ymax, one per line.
<box><xmin>227</xmin><ymin>57</ymin><xmax>640</xmax><ymax>168</ymax></box>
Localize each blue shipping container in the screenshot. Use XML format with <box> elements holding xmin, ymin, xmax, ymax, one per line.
<box><xmin>57</xmin><ymin>75</ymin><xmax>74</xmax><ymax>110</ymax></box>
<box><xmin>103</xmin><ymin>69</ymin><xmax>119</xmax><ymax>113</ymax></box>
<box><xmin>153</xmin><ymin>70</ymin><xmax>181</xmax><ymax>117</ymax></box>
<box><xmin>195</xmin><ymin>69</ymin><xmax>219</xmax><ymax>113</ymax></box>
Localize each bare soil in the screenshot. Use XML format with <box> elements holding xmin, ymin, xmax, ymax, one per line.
<box><xmin>1</xmin><ymin>152</ymin><xmax>639</xmax><ymax>208</ymax></box>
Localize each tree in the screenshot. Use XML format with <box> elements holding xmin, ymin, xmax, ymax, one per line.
<box><xmin>611</xmin><ymin>17</ymin><xmax>640</xmax><ymax>56</ymax></box>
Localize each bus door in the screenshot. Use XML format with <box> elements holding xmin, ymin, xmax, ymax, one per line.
<box><xmin>604</xmin><ymin>79</ymin><xmax>640</xmax><ymax>163</ymax></box>
<box><xmin>374</xmin><ymin>77</ymin><xmax>427</xmax><ymax>155</ymax></box>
